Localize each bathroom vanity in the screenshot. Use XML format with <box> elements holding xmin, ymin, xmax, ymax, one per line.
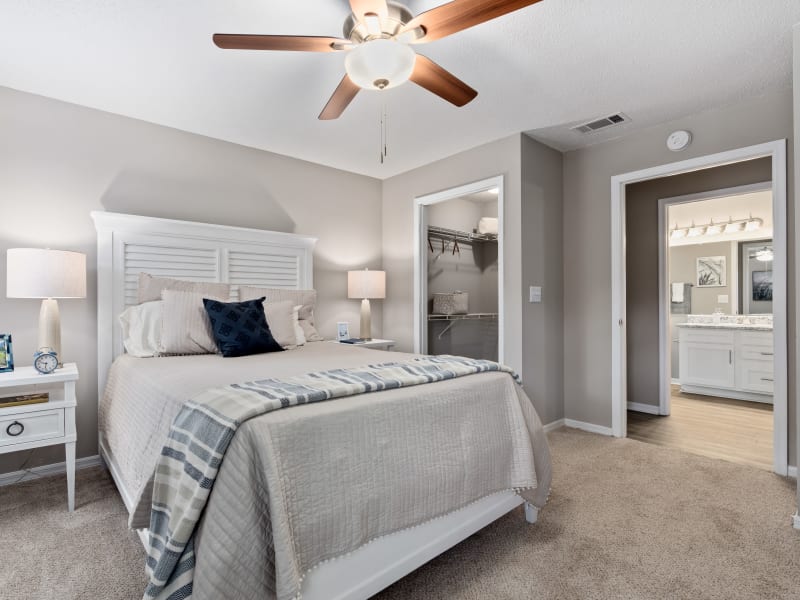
<box><xmin>677</xmin><ymin>316</ymin><xmax>773</xmax><ymax>403</ymax></box>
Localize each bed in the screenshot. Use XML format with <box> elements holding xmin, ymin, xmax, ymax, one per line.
<box><xmin>91</xmin><ymin>211</ymin><xmax>552</xmax><ymax>600</ymax></box>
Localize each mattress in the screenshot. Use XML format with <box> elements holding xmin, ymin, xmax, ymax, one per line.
<box><xmin>100</xmin><ymin>342</ymin><xmax>552</xmax><ymax>600</ymax></box>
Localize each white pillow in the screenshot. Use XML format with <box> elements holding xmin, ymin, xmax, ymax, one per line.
<box><xmin>293</xmin><ymin>305</ymin><xmax>306</xmax><ymax>346</ymax></box>
<box><xmin>262</xmin><ymin>300</ymin><xmax>297</xmax><ymax>349</ymax></box>
<box><xmin>159</xmin><ymin>289</ymin><xmax>224</xmax><ymax>355</ymax></box>
<box><xmin>119</xmin><ymin>301</ymin><xmax>162</xmax><ymax>357</ymax></box>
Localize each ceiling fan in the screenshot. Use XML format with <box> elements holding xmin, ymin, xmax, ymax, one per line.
<box><xmin>213</xmin><ymin>0</ymin><xmax>544</xmax><ymax>120</ymax></box>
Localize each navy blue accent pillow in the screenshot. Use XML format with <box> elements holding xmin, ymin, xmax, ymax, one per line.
<box><xmin>202</xmin><ymin>297</ymin><xmax>284</xmax><ymax>358</ymax></box>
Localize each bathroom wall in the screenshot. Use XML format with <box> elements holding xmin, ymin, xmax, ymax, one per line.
<box><xmin>669</xmin><ymin>241</ymin><xmax>736</xmax><ymax>315</ymax></box>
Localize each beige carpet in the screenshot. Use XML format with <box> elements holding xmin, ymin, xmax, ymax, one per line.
<box><xmin>1</xmin><ymin>429</ymin><xmax>798</xmax><ymax>600</ymax></box>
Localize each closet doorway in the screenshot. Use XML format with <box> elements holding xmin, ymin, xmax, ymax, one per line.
<box><xmin>413</xmin><ymin>176</ymin><xmax>504</xmax><ymax>361</ymax></box>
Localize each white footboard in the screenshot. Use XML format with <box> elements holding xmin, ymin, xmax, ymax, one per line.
<box><xmin>302</xmin><ymin>491</ymin><xmax>528</xmax><ymax>600</ymax></box>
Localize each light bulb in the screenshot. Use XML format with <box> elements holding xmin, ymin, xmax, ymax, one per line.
<box><xmin>744</xmin><ymin>218</ymin><xmax>763</xmax><ymax>232</ymax></box>
<box><xmin>724</xmin><ymin>221</ymin><xmax>744</xmax><ymax>234</ymax></box>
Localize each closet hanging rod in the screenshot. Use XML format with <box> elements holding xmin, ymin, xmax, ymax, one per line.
<box><xmin>427</xmin><ymin>225</ymin><xmax>497</xmax><ymax>244</ymax></box>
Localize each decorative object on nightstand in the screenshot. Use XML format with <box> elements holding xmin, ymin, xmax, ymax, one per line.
<box><xmin>0</xmin><ymin>363</ymin><xmax>79</xmax><ymax>511</ymax></box>
<box><xmin>347</xmin><ymin>269</ymin><xmax>385</xmax><ymax>340</ymax></box>
<box><xmin>33</xmin><ymin>348</ymin><xmax>59</xmax><ymax>374</ymax></box>
<box><xmin>337</xmin><ymin>322</ymin><xmax>350</xmax><ymax>342</ymax></box>
<box><xmin>6</xmin><ymin>248</ymin><xmax>87</xmax><ymax>367</ymax></box>
<box><xmin>0</xmin><ymin>334</ymin><xmax>13</xmax><ymax>373</ymax></box>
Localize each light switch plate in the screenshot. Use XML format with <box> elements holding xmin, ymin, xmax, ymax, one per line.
<box><xmin>529</xmin><ymin>286</ymin><xmax>542</xmax><ymax>303</ymax></box>
<box><xmin>717</xmin><ymin>294</ymin><xmax>729</xmax><ymax>304</ymax></box>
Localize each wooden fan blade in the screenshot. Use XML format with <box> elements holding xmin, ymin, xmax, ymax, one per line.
<box><xmin>349</xmin><ymin>0</ymin><xmax>389</xmax><ymax>20</ymax></box>
<box><xmin>410</xmin><ymin>54</ymin><xmax>478</xmax><ymax>107</ymax></box>
<box><xmin>319</xmin><ymin>75</ymin><xmax>361</xmax><ymax>120</ymax></box>
<box><xmin>401</xmin><ymin>0</ymin><xmax>544</xmax><ymax>43</ymax></box>
<box><xmin>213</xmin><ymin>34</ymin><xmax>351</xmax><ymax>52</ymax></box>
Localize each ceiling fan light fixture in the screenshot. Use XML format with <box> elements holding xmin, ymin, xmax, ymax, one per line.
<box><xmin>755</xmin><ymin>248</ymin><xmax>774</xmax><ymax>262</ymax></box>
<box><xmin>345</xmin><ymin>39</ymin><xmax>416</xmax><ymax>90</ymax></box>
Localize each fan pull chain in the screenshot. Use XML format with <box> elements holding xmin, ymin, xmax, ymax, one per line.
<box><xmin>380</xmin><ymin>104</ymin><xmax>388</xmax><ymax>164</ymax></box>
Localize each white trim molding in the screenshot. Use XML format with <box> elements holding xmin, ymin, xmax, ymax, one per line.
<box><xmin>610</xmin><ymin>140</ymin><xmax>789</xmax><ymax>477</ymax></box>
<box><xmin>542</xmin><ymin>419</ymin><xmax>565</xmax><ymax>433</ymax></box>
<box><xmin>789</xmin><ymin>466</ymin><xmax>797</xmax><ymax>479</ymax></box>
<box><xmin>0</xmin><ymin>454</ymin><xmax>103</xmax><ymax>487</ymax></box>
<box><xmin>793</xmin><ymin>514</ymin><xmax>800</xmax><ymax>530</ymax></box>
<box><xmin>564</xmin><ymin>419</ymin><xmax>614</xmax><ymax>436</ymax></box>
<box><xmin>627</xmin><ymin>402</ymin><xmax>661</xmax><ymax>415</ymax></box>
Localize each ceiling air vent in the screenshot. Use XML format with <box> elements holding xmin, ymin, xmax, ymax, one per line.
<box><xmin>572</xmin><ymin>113</ymin><xmax>630</xmax><ymax>134</ymax></box>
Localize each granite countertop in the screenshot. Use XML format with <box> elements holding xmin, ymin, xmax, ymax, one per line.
<box><xmin>676</xmin><ymin>322</ymin><xmax>773</xmax><ymax>331</ymax></box>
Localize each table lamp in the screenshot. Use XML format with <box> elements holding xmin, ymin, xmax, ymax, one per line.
<box><xmin>6</xmin><ymin>248</ymin><xmax>87</xmax><ymax>367</ymax></box>
<box><xmin>347</xmin><ymin>269</ymin><xmax>385</xmax><ymax>340</ymax></box>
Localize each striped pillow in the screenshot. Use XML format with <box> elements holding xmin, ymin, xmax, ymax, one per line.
<box><xmin>159</xmin><ymin>289</ymin><xmax>225</xmax><ymax>355</ymax></box>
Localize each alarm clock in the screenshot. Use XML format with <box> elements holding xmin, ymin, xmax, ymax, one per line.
<box><xmin>33</xmin><ymin>348</ymin><xmax>59</xmax><ymax>374</ymax></box>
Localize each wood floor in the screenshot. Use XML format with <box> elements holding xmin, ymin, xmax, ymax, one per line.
<box><xmin>627</xmin><ymin>385</ymin><xmax>773</xmax><ymax>471</ymax></box>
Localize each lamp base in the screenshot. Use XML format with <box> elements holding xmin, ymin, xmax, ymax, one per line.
<box><xmin>360</xmin><ymin>298</ymin><xmax>372</xmax><ymax>341</ymax></box>
<box><xmin>38</xmin><ymin>298</ymin><xmax>62</xmax><ymax>367</ymax></box>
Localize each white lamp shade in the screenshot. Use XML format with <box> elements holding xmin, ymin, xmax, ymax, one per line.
<box><xmin>7</xmin><ymin>248</ymin><xmax>87</xmax><ymax>299</ymax></box>
<box><xmin>348</xmin><ymin>269</ymin><xmax>386</xmax><ymax>299</ymax></box>
<box><xmin>344</xmin><ymin>39</ymin><xmax>416</xmax><ymax>90</ymax></box>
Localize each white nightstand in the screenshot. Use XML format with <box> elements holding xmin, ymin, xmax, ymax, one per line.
<box><xmin>0</xmin><ymin>363</ymin><xmax>79</xmax><ymax>512</ymax></box>
<box><xmin>331</xmin><ymin>339</ymin><xmax>396</xmax><ymax>351</ymax></box>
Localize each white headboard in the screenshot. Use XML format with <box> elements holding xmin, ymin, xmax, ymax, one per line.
<box><xmin>91</xmin><ymin>211</ymin><xmax>317</xmax><ymax>399</ymax></box>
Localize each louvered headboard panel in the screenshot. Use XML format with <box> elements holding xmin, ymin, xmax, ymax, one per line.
<box><xmin>92</xmin><ymin>211</ymin><xmax>317</xmax><ymax>398</ymax></box>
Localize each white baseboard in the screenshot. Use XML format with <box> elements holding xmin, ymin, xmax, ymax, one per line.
<box><xmin>793</xmin><ymin>513</ymin><xmax>800</xmax><ymax>530</ymax></box>
<box><xmin>671</xmin><ymin>378</ymin><xmax>680</xmax><ymax>385</ymax></box>
<box><xmin>788</xmin><ymin>466</ymin><xmax>797</xmax><ymax>479</ymax></box>
<box><xmin>542</xmin><ymin>419</ymin><xmax>565</xmax><ymax>433</ymax></box>
<box><xmin>563</xmin><ymin>419</ymin><xmax>614</xmax><ymax>436</ymax></box>
<box><xmin>0</xmin><ymin>454</ymin><xmax>103</xmax><ymax>487</ymax></box>
<box><xmin>627</xmin><ymin>402</ymin><xmax>661</xmax><ymax>415</ymax></box>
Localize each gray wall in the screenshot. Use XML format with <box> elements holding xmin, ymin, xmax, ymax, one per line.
<box><xmin>521</xmin><ymin>135</ymin><xmax>564</xmax><ymax>426</ymax></box>
<box><xmin>625</xmin><ymin>158</ymin><xmax>774</xmax><ymax>407</ymax></box>
<box><xmin>561</xmin><ymin>89</ymin><xmax>795</xmax><ymax>465</ymax></box>
<box><xmin>382</xmin><ymin>134</ymin><xmax>523</xmax><ymax>371</ymax></box>
<box><xmin>0</xmin><ymin>86</ymin><xmax>382</xmax><ymax>475</ymax></box>
<box><xmin>669</xmin><ymin>242</ymin><xmax>735</xmax><ymax>315</ymax></box>
<box><xmin>381</xmin><ymin>133</ymin><xmax>565</xmax><ymax>426</ymax></box>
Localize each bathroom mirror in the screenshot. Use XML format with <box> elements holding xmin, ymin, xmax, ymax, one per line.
<box><xmin>739</xmin><ymin>239</ymin><xmax>773</xmax><ymax>315</ymax></box>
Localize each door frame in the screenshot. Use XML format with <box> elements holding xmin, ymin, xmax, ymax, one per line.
<box><xmin>413</xmin><ymin>175</ymin><xmax>504</xmax><ymax>360</ymax></box>
<box><xmin>611</xmin><ymin>140</ymin><xmax>788</xmax><ymax>476</ymax></box>
<box><xmin>657</xmin><ymin>181</ymin><xmax>773</xmax><ymax>416</ymax></box>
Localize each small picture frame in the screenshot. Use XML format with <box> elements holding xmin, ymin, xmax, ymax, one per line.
<box><xmin>337</xmin><ymin>322</ymin><xmax>350</xmax><ymax>342</ymax></box>
<box><xmin>0</xmin><ymin>334</ymin><xmax>14</xmax><ymax>373</ymax></box>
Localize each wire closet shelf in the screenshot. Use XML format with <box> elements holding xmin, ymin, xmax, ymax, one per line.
<box><xmin>427</xmin><ymin>225</ymin><xmax>497</xmax><ymax>244</ymax></box>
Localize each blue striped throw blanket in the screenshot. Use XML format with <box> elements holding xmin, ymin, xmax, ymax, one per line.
<box><xmin>144</xmin><ymin>355</ymin><xmax>520</xmax><ymax>600</ymax></box>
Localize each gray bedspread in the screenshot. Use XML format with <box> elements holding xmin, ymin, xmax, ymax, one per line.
<box><xmin>100</xmin><ymin>343</ymin><xmax>552</xmax><ymax>600</ymax></box>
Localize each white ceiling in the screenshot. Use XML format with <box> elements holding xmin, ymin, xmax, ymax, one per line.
<box><xmin>2</xmin><ymin>1</ymin><xmax>799</xmax><ymax>178</ymax></box>
<box><xmin>668</xmin><ymin>190</ymin><xmax>773</xmax><ymax>247</ymax></box>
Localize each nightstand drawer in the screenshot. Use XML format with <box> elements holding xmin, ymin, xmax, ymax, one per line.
<box><xmin>0</xmin><ymin>408</ymin><xmax>64</xmax><ymax>447</ymax></box>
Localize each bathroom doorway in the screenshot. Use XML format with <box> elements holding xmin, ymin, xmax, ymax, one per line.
<box><xmin>611</xmin><ymin>141</ymin><xmax>788</xmax><ymax>475</ymax></box>
<box><xmin>628</xmin><ymin>182</ymin><xmax>776</xmax><ymax>471</ymax></box>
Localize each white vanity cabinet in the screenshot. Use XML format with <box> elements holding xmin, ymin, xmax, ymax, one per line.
<box><xmin>678</xmin><ymin>327</ymin><xmax>773</xmax><ymax>403</ymax></box>
<box><xmin>735</xmin><ymin>331</ymin><xmax>774</xmax><ymax>395</ymax></box>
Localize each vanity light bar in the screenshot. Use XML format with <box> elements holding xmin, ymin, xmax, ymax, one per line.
<box><xmin>670</xmin><ymin>216</ymin><xmax>761</xmax><ymax>240</ymax></box>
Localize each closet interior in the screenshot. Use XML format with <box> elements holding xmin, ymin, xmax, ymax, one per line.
<box><xmin>426</xmin><ymin>191</ymin><xmax>499</xmax><ymax>361</ymax></box>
